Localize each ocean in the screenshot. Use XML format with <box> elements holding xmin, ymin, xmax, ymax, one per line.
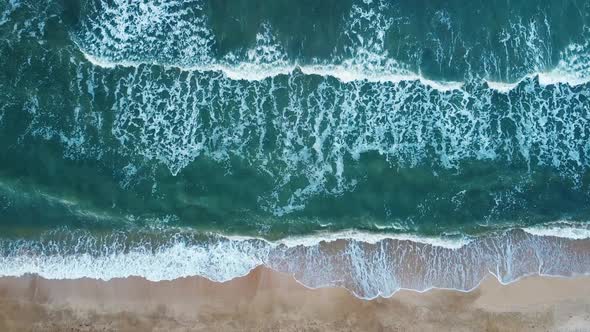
<box><xmin>0</xmin><ymin>0</ymin><xmax>589</xmax><ymax>298</ymax></box>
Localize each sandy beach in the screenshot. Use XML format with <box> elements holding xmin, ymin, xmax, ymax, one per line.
<box><xmin>0</xmin><ymin>267</ymin><xmax>588</xmax><ymax>331</ymax></box>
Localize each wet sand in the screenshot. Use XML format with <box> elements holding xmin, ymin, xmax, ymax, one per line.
<box><xmin>0</xmin><ymin>267</ymin><xmax>589</xmax><ymax>331</ymax></box>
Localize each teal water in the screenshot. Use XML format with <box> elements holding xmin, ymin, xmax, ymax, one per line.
<box><xmin>0</xmin><ymin>0</ymin><xmax>590</xmax><ymax>296</ymax></box>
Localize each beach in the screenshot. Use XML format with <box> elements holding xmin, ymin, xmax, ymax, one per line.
<box><xmin>1</xmin><ymin>268</ymin><xmax>589</xmax><ymax>331</ymax></box>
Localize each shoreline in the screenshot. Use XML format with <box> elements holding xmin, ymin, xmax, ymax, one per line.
<box><xmin>1</xmin><ymin>267</ymin><xmax>589</xmax><ymax>331</ymax></box>
<box><xmin>2</xmin><ymin>228</ymin><xmax>590</xmax><ymax>299</ymax></box>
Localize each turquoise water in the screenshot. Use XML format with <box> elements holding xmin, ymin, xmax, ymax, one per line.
<box><xmin>1</xmin><ymin>0</ymin><xmax>590</xmax><ymax>297</ymax></box>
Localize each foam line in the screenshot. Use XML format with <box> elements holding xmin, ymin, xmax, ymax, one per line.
<box><xmin>522</xmin><ymin>221</ymin><xmax>590</xmax><ymax>240</ymax></box>
<box><xmin>79</xmin><ymin>50</ymin><xmax>464</xmax><ymax>91</ymax></box>
<box><xmin>80</xmin><ymin>49</ymin><xmax>590</xmax><ymax>94</ymax></box>
<box><xmin>227</xmin><ymin>229</ymin><xmax>472</xmax><ymax>249</ymax></box>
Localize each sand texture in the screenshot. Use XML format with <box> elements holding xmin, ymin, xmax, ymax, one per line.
<box><xmin>0</xmin><ymin>267</ymin><xmax>589</xmax><ymax>331</ymax></box>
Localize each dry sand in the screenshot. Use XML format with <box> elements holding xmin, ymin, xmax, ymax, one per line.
<box><xmin>0</xmin><ymin>267</ymin><xmax>589</xmax><ymax>331</ymax></box>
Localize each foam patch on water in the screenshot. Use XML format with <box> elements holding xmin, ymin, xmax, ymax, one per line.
<box><xmin>73</xmin><ymin>0</ymin><xmax>214</xmax><ymax>66</ymax></box>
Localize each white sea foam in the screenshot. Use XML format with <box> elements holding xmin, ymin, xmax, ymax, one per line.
<box><xmin>522</xmin><ymin>222</ymin><xmax>590</xmax><ymax>240</ymax></box>
<box><xmin>537</xmin><ymin>71</ymin><xmax>590</xmax><ymax>87</ymax></box>
<box><xmin>485</xmin><ymin>80</ymin><xmax>520</xmax><ymax>93</ymax></box>
<box><xmin>486</xmin><ymin>70</ymin><xmax>590</xmax><ymax>93</ymax></box>
<box><xmin>80</xmin><ymin>49</ymin><xmax>464</xmax><ymax>91</ymax></box>
<box><xmin>219</xmin><ymin>229</ymin><xmax>470</xmax><ymax>249</ymax></box>
<box><xmin>79</xmin><ymin>44</ymin><xmax>590</xmax><ymax>94</ymax></box>
<box><xmin>0</xmin><ymin>241</ymin><xmax>267</xmax><ymax>282</ymax></box>
<box><xmin>271</xmin><ymin>230</ymin><xmax>471</xmax><ymax>249</ymax></box>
